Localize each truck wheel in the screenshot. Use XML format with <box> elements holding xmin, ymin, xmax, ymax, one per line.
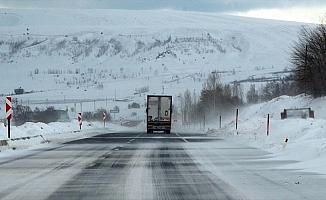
<box><xmin>165</xmin><ymin>130</ymin><xmax>171</xmax><ymax>134</ymax></box>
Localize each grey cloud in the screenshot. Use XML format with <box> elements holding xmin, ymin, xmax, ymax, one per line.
<box><xmin>0</xmin><ymin>0</ymin><xmax>325</xmax><ymax>12</ymax></box>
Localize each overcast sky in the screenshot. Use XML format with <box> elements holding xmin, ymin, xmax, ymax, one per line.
<box><xmin>0</xmin><ymin>0</ymin><xmax>325</xmax><ymax>23</ymax></box>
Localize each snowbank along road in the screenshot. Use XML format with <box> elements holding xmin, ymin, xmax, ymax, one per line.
<box><xmin>0</xmin><ymin>131</ymin><xmax>325</xmax><ymax>200</ymax></box>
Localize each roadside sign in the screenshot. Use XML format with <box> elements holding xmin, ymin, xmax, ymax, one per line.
<box><xmin>103</xmin><ymin>112</ymin><xmax>107</xmax><ymax>127</ymax></box>
<box><xmin>6</xmin><ymin>96</ymin><xmax>12</xmax><ymax>120</ymax></box>
<box><xmin>5</xmin><ymin>96</ymin><xmax>12</xmax><ymax>138</ymax></box>
<box><xmin>110</xmin><ymin>110</ymin><xmax>119</xmax><ymax>113</ymax></box>
<box><xmin>78</xmin><ymin>112</ymin><xmax>82</xmax><ymax>130</ymax></box>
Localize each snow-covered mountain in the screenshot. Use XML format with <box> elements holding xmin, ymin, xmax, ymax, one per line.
<box><xmin>0</xmin><ymin>8</ymin><xmax>304</xmax><ymax>116</ymax></box>
<box><xmin>1</xmin><ymin>9</ymin><xmax>301</xmax><ymax>66</ymax></box>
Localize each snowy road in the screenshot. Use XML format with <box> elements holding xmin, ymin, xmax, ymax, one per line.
<box><xmin>0</xmin><ymin>132</ymin><xmax>326</xmax><ymax>199</ymax></box>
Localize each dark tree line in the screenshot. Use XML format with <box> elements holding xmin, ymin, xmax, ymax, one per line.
<box><xmin>246</xmin><ymin>80</ymin><xmax>300</xmax><ymax>104</ymax></box>
<box><xmin>13</xmin><ymin>106</ymin><xmax>69</xmax><ymax>126</ymax></box>
<box><xmin>292</xmin><ymin>24</ymin><xmax>326</xmax><ymax>97</ymax></box>
<box><xmin>13</xmin><ymin>105</ymin><xmax>111</xmax><ymax>126</ymax></box>
<box><xmin>180</xmin><ymin>73</ymin><xmax>243</xmax><ymax>124</ymax></box>
<box><xmin>83</xmin><ymin>109</ymin><xmax>111</xmax><ymax>122</ymax></box>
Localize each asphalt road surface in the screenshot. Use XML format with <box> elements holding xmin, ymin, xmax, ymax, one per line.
<box><xmin>0</xmin><ymin>131</ymin><xmax>326</xmax><ymax>200</ymax></box>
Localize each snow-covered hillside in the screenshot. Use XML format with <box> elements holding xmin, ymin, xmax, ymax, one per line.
<box><xmin>0</xmin><ymin>9</ymin><xmax>303</xmax><ymax>119</ymax></box>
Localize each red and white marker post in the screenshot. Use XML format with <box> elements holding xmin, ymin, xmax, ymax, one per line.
<box><xmin>283</xmin><ymin>137</ymin><xmax>289</xmax><ymax>149</ymax></box>
<box><xmin>78</xmin><ymin>112</ymin><xmax>82</xmax><ymax>130</ymax></box>
<box><xmin>103</xmin><ymin>112</ymin><xmax>107</xmax><ymax>127</ymax></box>
<box><xmin>5</xmin><ymin>96</ymin><xmax>13</xmax><ymax>138</ymax></box>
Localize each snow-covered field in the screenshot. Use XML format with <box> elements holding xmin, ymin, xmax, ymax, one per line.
<box><xmin>209</xmin><ymin>95</ymin><xmax>326</xmax><ymax>175</ymax></box>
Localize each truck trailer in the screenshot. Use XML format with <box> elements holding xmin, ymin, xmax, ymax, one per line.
<box><xmin>146</xmin><ymin>95</ymin><xmax>172</xmax><ymax>134</ymax></box>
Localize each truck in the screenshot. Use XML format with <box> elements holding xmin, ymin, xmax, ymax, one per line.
<box><xmin>146</xmin><ymin>95</ymin><xmax>172</xmax><ymax>134</ymax></box>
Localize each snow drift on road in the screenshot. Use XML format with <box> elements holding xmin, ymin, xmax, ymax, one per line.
<box><xmin>0</xmin><ymin>120</ymin><xmax>141</xmax><ymax>155</ymax></box>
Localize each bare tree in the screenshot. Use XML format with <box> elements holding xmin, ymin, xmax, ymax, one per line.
<box><xmin>246</xmin><ymin>84</ymin><xmax>259</xmax><ymax>104</ymax></box>
<box><xmin>183</xmin><ymin>89</ymin><xmax>192</xmax><ymax>124</ymax></box>
<box><xmin>292</xmin><ymin>24</ymin><xmax>326</xmax><ymax>97</ymax></box>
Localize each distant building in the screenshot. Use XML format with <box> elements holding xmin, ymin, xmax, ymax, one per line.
<box><xmin>14</xmin><ymin>87</ymin><xmax>24</xmax><ymax>95</ymax></box>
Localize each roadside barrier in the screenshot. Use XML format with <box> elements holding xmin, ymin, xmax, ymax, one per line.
<box><xmin>6</xmin><ymin>135</ymin><xmax>48</xmax><ymax>149</ymax></box>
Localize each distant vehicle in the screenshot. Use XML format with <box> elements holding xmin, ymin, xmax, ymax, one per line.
<box><xmin>146</xmin><ymin>95</ymin><xmax>172</xmax><ymax>134</ymax></box>
<box><xmin>14</xmin><ymin>87</ymin><xmax>24</xmax><ymax>95</ymax></box>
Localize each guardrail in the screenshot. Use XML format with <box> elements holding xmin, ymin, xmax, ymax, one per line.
<box><xmin>15</xmin><ymin>97</ymin><xmax>134</xmax><ymax>105</ymax></box>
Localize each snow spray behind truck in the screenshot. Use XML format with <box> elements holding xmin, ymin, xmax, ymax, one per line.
<box><xmin>146</xmin><ymin>95</ymin><xmax>172</xmax><ymax>134</ymax></box>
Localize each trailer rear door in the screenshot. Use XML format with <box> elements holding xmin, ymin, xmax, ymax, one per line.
<box><xmin>147</xmin><ymin>96</ymin><xmax>159</xmax><ymax>122</ymax></box>
<box><xmin>159</xmin><ymin>96</ymin><xmax>171</xmax><ymax>122</ymax></box>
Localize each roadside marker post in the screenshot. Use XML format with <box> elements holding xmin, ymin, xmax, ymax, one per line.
<box><xmin>103</xmin><ymin>112</ymin><xmax>107</xmax><ymax>127</ymax></box>
<box><xmin>283</xmin><ymin>137</ymin><xmax>289</xmax><ymax>149</ymax></box>
<box><xmin>5</xmin><ymin>96</ymin><xmax>13</xmax><ymax>139</ymax></box>
<box><xmin>267</xmin><ymin>114</ymin><xmax>270</xmax><ymax>136</ymax></box>
<box><xmin>78</xmin><ymin>112</ymin><xmax>82</xmax><ymax>130</ymax></box>
<box><xmin>236</xmin><ymin>109</ymin><xmax>239</xmax><ymax>134</ymax></box>
<box><xmin>219</xmin><ymin>115</ymin><xmax>222</xmax><ymax>129</ymax></box>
